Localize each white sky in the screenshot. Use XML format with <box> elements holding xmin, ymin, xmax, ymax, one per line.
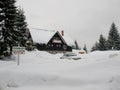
<box><xmin>16</xmin><ymin>0</ymin><xmax>120</xmax><ymax>50</ymax></box>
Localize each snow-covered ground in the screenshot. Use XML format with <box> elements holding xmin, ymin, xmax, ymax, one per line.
<box><xmin>0</xmin><ymin>50</ymin><xmax>120</xmax><ymax>90</ymax></box>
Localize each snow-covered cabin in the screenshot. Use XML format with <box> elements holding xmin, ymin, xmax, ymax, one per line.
<box><xmin>29</xmin><ymin>28</ymin><xmax>75</xmax><ymax>52</ymax></box>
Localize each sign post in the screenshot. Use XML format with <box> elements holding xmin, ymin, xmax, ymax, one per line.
<box><xmin>13</xmin><ymin>46</ymin><xmax>25</xmax><ymax>66</ymax></box>
<box><xmin>18</xmin><ymin>53</ymin><xmax>20</xmax><ymax>66</ymax></box>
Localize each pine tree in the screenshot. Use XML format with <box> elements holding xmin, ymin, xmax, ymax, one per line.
<box><xmin>91</xmin><ymin>42</ymin><xmax>99</xmax><ymax>52</ymax></box>
<box><xmin>115</xmin><ymin>36</ymin><xmax>120</xmax><ymax>50</ymax></box>
<box><xmin>83</xmin><ymin>44</ymin><xmax>88</xmax><ymax>53</ymax></box>
<box><xmin>16</xmin><ymin>7</ymin><xmax>28</xmax><ymax>47</ymax></box>
<box><xmin>98</xmin><ymin>34</ymin><xmax>107</xmax><ymax>51</ymax></box>
<box><xmin>0</xmin><ymin>0</ymin><xmax>4</xmax><ymax>22</ymax></box>
<box><xmin>1</xmin><ymin>0</ymin><xmax>31</xmax><ymax>56</ymax></box>
<box><xmin>74</xmin><ymin>40</ymin><xmax>80</xmax><ymax>49</ymax></box>
<box><xmin>107</xmin><ymin>23</ymin><xmax>120</xmax><ymax>50</ymax></box>
<box><xmin>3</xmin><ymin>0</ymin><xmax>18</xmax><ymax>55</ymax></box>
<box><xmin>0</xmin><ymin>0</ymin><xmax>5</xmax><ymax>56</ymax></box>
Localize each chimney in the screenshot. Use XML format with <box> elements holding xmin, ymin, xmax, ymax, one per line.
<box><xmin>61</xmin><ymin>30</ymin><xmax>64</xmax><ymax>36</ymax></box>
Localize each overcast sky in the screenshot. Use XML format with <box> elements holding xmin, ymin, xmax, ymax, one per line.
<box><xmin>16</xmin><ymin>0</ymin><xmax>120</xmax><ymax>50</ymax></box>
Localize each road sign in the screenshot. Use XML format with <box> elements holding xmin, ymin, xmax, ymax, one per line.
<box><xmin>13</xmin><ymin>46</ymin><xmax>25</xmax><ymax>54</ymax></box>
<box><xmin>12</xmin><ymin>46</ymin><xmax>25</xmax><ymax>66</ymax></box>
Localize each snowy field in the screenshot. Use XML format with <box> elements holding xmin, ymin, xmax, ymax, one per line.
<box><xmin>0</xmin><ymin>50</ymin><xmax>120</xmax><ymax>90</ymax></box>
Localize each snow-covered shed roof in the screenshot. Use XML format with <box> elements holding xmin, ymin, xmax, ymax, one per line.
<box><xmin>29</xmin><ymin>28</ymin><xmax>75</xmax><ymax>46</ymax></box>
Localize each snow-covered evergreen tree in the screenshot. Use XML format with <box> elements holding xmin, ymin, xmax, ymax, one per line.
<box><xmin>91</xmin><ymin>42</ymin><xmax>99</xmax><ymax>52</ymax></box>
<box><xmin>74</xmin><ymin>40</ymin><xmax>80</xmax><ymax>49</ymax></box>
<box><xmin>98</xmin><ymin>34</ymin><xmax>107</xmax><ymax>51</ymax></box>
<box><xmin>107</xmin><ymin>23</ymin><xmax>120</xmax><ymax>50</ymax></box>
<box><xmin>0</xmin><ymin>0</ymin><xmax>32</xmax><ymax>56</ymax></box>
<box><xmin>0</xmin><ymin>0</ymin><xmax>5</xmax><ymax>56</ymax></box>
<box><xmin>2</xmin><ymin>0</ymin><xmax>18</xmax><ymax>55</ymax></box>
<box><xmin>16</xmin><ymin>7</ymin><xmax>28</xmax><ymax>47</ymax></box>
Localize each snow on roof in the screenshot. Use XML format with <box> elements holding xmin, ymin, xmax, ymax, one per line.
<box><xmin>60</xmin><ymin>31</ymin><xmax>75</xmax><ymax>46</ymax></box>
<box><xmin>29</xmin><ymin>28</ymin><xmax>75</xmax><ymax>46</ymax></box>
<box><xmin>29</xmin><ymin>28</ymin><xmax>56</xmax><ymax>44</ymax></box>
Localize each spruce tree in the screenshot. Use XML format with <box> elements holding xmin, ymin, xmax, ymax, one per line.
<box><xmin>91</xmin><ymin>42</ymin><xmax>99</xmax><ymax>52</ymax></box>
<box><xmin>107</xmin><ymin>23</ymin><xmax>120</xmax><ymax>50</ymax></box>
<box><xmin>98</xmin><ymin>34</ymin><xmax>107</xmax><ymax>51</ymax></box>
<box><xmin>74</xmin><ymin>40</ymin><xmax>80</xmax><ymax>49</ymax></box>
<box><xmin>16</xmin><ymin>7</ymin><xmax>28</xmax><ymax>47</ymax></box>
<box><xmin>0</xmin><ymin>0</ymin><xmax>5</xmax><ymax>56</ymax></box>
<box><xmin>3</xmin><ymin>0</ymin><xmax>18</xmax><ymax>55</ymax></box>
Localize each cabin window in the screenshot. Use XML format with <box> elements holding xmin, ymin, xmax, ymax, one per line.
<box><xmin>63</xmin><ymin>45</ymin><xmax>67</xmax><ymax>50</ymax></box>
<box><xmin>59</xmin><ymin>45</ymin><xmax>61</xmax><ymax>47</ymax></box>
<box><xmin>52</xmin><ymin>37</ymin><xmax>62</xmax><ymax>44</ymax></box>
<box><xmin>56</xmin><ymin>44</ymin><xmax>61</xmax><ymax>48</ymax></box>
<box><xmin>48</xmin><ymin>44</ymin><xmax>53</xmax><ymax>47</ymax></box>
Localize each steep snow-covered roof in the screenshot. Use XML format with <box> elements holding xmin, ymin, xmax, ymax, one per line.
<box><xmin>29</xmin><ymin>28</ymin><xmax>56</xmax><ymax>44</ymax></box>
<box><xmin>60</xmin><ymin>32</ymin><xmax>75</xmax><ymax>46</ymax></box>
<box><xmin>29</xmin><ymin>28</ymin><xmax>75</xmax><ymax>46</ymax></box>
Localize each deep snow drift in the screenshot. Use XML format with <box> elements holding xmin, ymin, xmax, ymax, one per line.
<box><xmin>0</xmin><ymin>50</ymin><xmax>120</xmax><ymax>90</ymax></box>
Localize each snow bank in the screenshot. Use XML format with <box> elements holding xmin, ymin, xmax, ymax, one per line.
<box><xmin>0</xmin><ymin>50</ymin><xmax>120</xmax><ymax>90</ymax></box>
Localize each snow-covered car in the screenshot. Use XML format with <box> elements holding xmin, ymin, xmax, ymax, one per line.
<box><xmin>60</xmin><ymin>52</ymin><xmax>81</xmax><ymax>60</ymax></box>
